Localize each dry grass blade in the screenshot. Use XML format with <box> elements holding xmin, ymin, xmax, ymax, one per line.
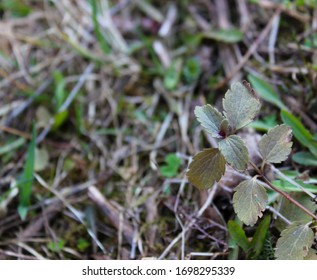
<box><xmin>88</xmin><ymin>186</ymin><xmax>135</xmax><ymax>245</ymax></box>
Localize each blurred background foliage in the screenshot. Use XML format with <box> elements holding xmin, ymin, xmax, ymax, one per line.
<box><xmin>0</xmin><ymin>0</ymin><xmax>316</xmax><ymax>259</ymax></box>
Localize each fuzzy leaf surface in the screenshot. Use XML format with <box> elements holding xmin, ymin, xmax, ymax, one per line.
<box><xmin>194</xmin><ymin>105</ymin><xmax>225</xmax><ymax>138</ymax></box>
<box><xmin>233</xmin><ymin>178</ymin><xmax>268</xmax><ymax>226</ymax></box>
<box><xmin>223</xmin><ymin>82</ymin><xmax>261</xmax><ymax>131</ymax></box>
<box><xmin>187</xmin><ymin>148</ymin><xmax>226</xmax><ymax>190</ymax></box>
<box><xmin>218</xmin><ymin>135</ymin><xmax>249</xmax><ymax>171</ymax></box>
<box><xmin>275</xmin><ymin>222</ymin><xmax>314</xmax><ymax>260</ymax></box>
<box><xmin>259</xmin><ymin>124</ymin><xmax>292</xmax><ymax>164</ymax></box>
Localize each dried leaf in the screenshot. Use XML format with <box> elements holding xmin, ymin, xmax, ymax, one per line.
<box><xmin>218</xmin><ymin>135</ymin><xmax>249</xmax><ymax>171</ymax></box>
<box><xmin>259</xmin><ymin>124</ymin><xmax>292</xmax><ymax>164</ymax></box>
<box><xmin>275</xmin><ymin>222</ymin><xmax>314</xmax><ymax>260</ymax></box>
<box><xmin>223</xmin><ymin>82</ymin><xmax>261</xmax><ymax>131</ymax></box>
<box><xmin>34</xmin><ymin>147</ymin><xmax>49</xmax><ymax>172</ymax></box>
<box><xmin>187</xmin><ymin>148</ymin><xmax>226</xmax><ymax>190</ymax></box>
<box><xmin>194</xmin><ymin>105</ymin><xmax>225</xmax><ymax>138</ymax></box>
<box><xmin>36</xmin><ymin>106</ymin><xmax>52</xmax><ymax>128</ymax></box>
<box><xmin>233</xmin><ymin>178</ymin><xmax>268</xmax><ymax>226</ymax></box>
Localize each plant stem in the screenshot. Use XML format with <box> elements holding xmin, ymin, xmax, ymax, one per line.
<box><xmin>266</xmin><ymin>206</ymin><xmax>291</xmax><ymax>225</ymax></box>
<box><xmin>250</xmin><ymin>161</ymin><xmax>317</xmax><ymax>221</ymax></box>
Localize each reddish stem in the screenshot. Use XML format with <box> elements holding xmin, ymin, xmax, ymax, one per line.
<box><xmin>250</xmin><ymin>161</ymin><xmax>317</xmax><ymax>221</ymax></box>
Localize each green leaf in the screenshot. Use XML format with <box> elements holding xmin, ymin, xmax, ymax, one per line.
<box><xmin>218</xmin><ymin>135</ymin><xmax>249</xmax><ymax>171</ymax></box>
<box><xmin>18</xmin><ymin>124</ymin><xmax>36</xmax><ymax>220</ymax></box>
<box><xmin>272</xmin><ymin>180</ymin><xmax>317</xmax><ymax>194</ymax></box>
<box><xmin>292</xmin><ymin>152</ymin><xmax>317</xmax><ymax>166</ymax></box>
<box><xmin>194</xmin><ymin>105</ymin><xmax>225</xmax><ymax>138</ymax></box>
<box><xmin>248</xmin><ymin>74</ymin><xmax>288</xmax><ymax>111</ymax></box>
<box><xmin>77</xmin><ymin>238</ymin><xmax>90</xmax><ymax>251</ymax></box>
<box><xmin>1</xmin><ymin>0</ymin><xmax>32</xmax><ymax>17</ymax></box>
<box><xmin>90</xmin><ymin>0</ymin><xmax>111</xmax><ymax>55</ymax></box>
<box><xmin>160</xmin><ymin>154</ymin><xmax>181</xmax><ymax>178</ymax></box>
<box><xmin>275</xmin><ymin>222</ymin><xmax>314</xmax><ymax>260</ymax></box>
<box><xmin>223</xmin><ymin>82</ymin><xmax>261</xmax><ymax>131</ymax></box>
<box><xmin>248</xmin><ymin>114</ymin><xmax>277</xmax><ymax>132</ymax></box>
<box><xmin>53</xmin><ymin>71</ymin><xmax>66</xmax><ymax>112</ymax></box>
<box><xmin>233</xmin><ymin>178</ymin><xmax>268</xmax><ymax>226</ymax></box>
<box><xmin>17</xmin><ymin>206</ymin><xmax>28</xmax><ymax>221</ymax></box>
<box><xmin>249</xmin><ymin>215</ymin><xmax>271</xmax><ymax>258</ymax></box>
<box><xmin>259</xmin><ymin>124</ymin><xmax>292</xmax><ymax>164</ymax></box>
<box><xmin>53</xmin><ymin>110</ymin><xmax>68</xmax><ymax>130</ymax></box>
<box><xmin>203</xmin><ymin>28</ymin><xmax>243</xmax><ymax>43</ymax></box>
<box><xmin>228</xmin><ymin>220</ymin><xmax>250</xmax><ymax>253</ymax></box>
<box><xmin>0</xmin><ymin>137</ymin><xmax>25</xmax><ymax>155</ymax></box>
<box><xmin>48</xmin><ymin>239</ymin><xmax>66</xmax><ymax>252</ymax></box>
<box><xmin>164</xmin><ymin>59</ymin><xmax>182</xmax><ymax>90</ymax></box>
<box><xmin>275</xmin><ymin>193</ymin><xmax>317</xmax><ymax>231</ymax></box>
<box><xmin>281</xmin><ymin>110</ymin><xmax>317</xmax><ymax>157</ymax></box>
<box><xmin>183</xmin><ymin>57</ymin><xmax>201</xmax><ymax>84</ymax></box>
<box><xmin>187</xmin><ymin>148</ymin><xmax>226</xmax><ymax>190</ymax></box>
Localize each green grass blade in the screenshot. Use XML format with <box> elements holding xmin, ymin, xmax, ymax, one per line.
<box><xmin>248</xmin><ymin>74</ymin><xmax>288</xmax><ymax>111</ymax></box>
<box><xmin>281</xmin><ymin>110</ymin><xmax>317</xmax><ymax>157</ymax></box>
<box><xmin>228</xmin><ymin>220</ymin><xmax>250</xmax><ymax>253</ymax></box>
<box><xmin>249</xmin><ymin>215</ymin><xmax>271</xmax><ymax>259</ymax></box>
<box><xmin>90</xmin><ymin>0</ymin><xmax>111</xmax><ymax>55</ymax></box>
<box><xmin>18</xmin><ymin>124</ymin><xmax>36</xmax><ymax>220</ymax></box>
<box><xmin>292</xmin><ymin>152</ymin><xmax>317</xmax><ymax>167</ymax></box>
<box><xmin>0</xmin><ymin>137</ymin><xmax>25</xmax><ymax>155</ymax></box>
<box><xmin>272</xmin><ymin>179</ymin><xmax>317</xmax><ymax>193</ymax></box>
<box><xmin>53</xmin><ymin>71</ymin><xmax>66</xmax><ymax>111</ymax></box>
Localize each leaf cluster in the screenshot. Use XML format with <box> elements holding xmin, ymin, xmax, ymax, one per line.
<box><xmin>188</xmin><ymin>82</ymin><xmax>261</xmax><ymax>189</ymax></box>
<box><xmin>187</xmin><ymin>81</ymin><xmax>316</xmax><ymax>259</ymax></box>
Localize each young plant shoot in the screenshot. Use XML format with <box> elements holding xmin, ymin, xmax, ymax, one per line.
<box><xmin>187</xmin><ymin>81</ymin><xmax>317</xmax><ymax>260</ymax></box>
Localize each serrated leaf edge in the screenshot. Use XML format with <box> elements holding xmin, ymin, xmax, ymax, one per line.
<box><xmin>194</xmin><ymin>105</ymin><xmax>225</xmax><ymax>138</ymax></box>
<box><xmin>186</xmin><ymin>148</ymin><xmax>226</xmax><ymax>190</ymax></box>
<box><xmin>275</xmin><ymin>222</ymin><xmax>314</xmax><ymax>260</ymax></box>
<box><xmin>233</xmin><ymin>177</ymin><xmax>268</xmax><ymax>226</ymax></box>
<box><xmin>259</xmin><ymin>124</ymin><xmax>293</xmax><ymax>164</ymax></box>
<box><xmin>223</xmin><ymin>82</ymin><xmax>261</xmax><ymax>131</ymax></box>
